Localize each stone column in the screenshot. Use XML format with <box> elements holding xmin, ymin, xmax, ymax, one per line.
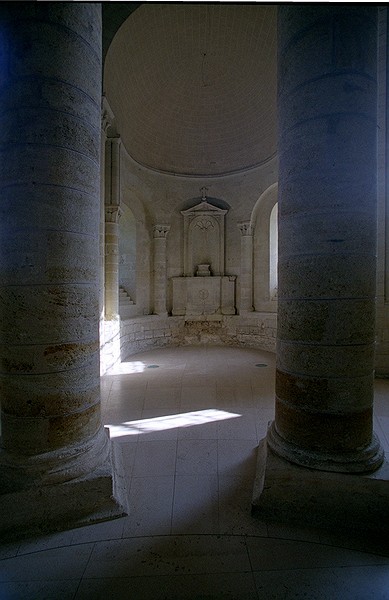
<box><xmin>104</xmin><ymin>137</ymin><xmax>121</xmax><ymax>320</ymax></box>
<box><xmin>0</xmin><ymin>4</ymin><xmax>125</xmax><ymax>538</ymax></box>
<box><xmin>268</xmin><ymin>6</ymin><xmax>383</xmax><ymax>473</ymax></box>
<box><xmin>153</xmin><ymin>225</ymin><xmax>170</xmax><ymax>316</ymax></box>
<box><xmin>238</xmin><ymin>222</ymin><xmax>254</xmax><ymax>313</ymax></box>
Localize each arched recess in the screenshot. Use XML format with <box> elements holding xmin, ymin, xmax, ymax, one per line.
<box><xmin>119</xmin><ymin>203</ymin><xmax>136</xmax><ymax>301</ymax></box>
<box><xmin>252</xmin><ymin>182</ymin><xmax>278</xmax><ymax>312</ymax></box>
<box><xmin>120</xmin><ymin>188</ymin><xmax>152</xmax><ymax>317</ymax></box>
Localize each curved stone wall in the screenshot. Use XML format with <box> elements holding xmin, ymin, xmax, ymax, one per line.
<box><xmin>117</xmin><ymin>313</ymin><xmax>276</xmax><ymax>364</ymax></box>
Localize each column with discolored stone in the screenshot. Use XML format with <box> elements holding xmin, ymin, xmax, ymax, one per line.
<box><xmin>238</xmin><ymin>221</ymin><xmax>254</xmax><ymax>313</ymax></box>
<box><xmin>153</xmin><ymin>225</ymin><xmax>170</xmax><ymax>316</ymax></box>
<box><xmin>0</xmin><ymin>3</ymin><xmax>126</xmax><ymax>537</ymax></box>
<box><xmin>268</xmin><ymin>6</ymin><xmax>384</xmax><ymax>473</ymax></box>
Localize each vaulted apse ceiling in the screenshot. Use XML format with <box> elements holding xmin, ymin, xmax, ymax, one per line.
<box><xmin>104</xmin><ymin>4</ymin><xmax>277</xmax><ymax>177</ymax></box>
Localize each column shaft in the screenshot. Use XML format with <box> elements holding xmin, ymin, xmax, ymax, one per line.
<box><xmin>269</xmin><ymin>6</ymin><xmax>384</xmax><ymax>472</ymax></box>
<box><xmin>238</xmin><ymin>222</ymin><xmax>254</xmax><ymax>313</ymax></box>
<box><xmin>0</xmin><ymin>4</ymin><xmax>109</xmax><ymax>486</ymax></box>
<box><xmin>153</xmin><ymin>225</ymin><xmax>170</xmax><ymax>316</ymax></box>
<box><xmin>104</xmin><ymin>137</ymin><xmax>121</xmax><ymax>320</ymax></box>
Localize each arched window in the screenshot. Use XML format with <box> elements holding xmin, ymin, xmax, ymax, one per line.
<box><xmin>269</xmin><ymin>203</ymin><xmax>278</xmax><ymax>300</ymax></box>
<box><xmin>252</xmin><ymin>183</ymin><xmax>278</xmax><ymax>312</ymax></box>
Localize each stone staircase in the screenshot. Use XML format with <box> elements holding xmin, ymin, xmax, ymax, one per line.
<box><xmin>119</xmin><ymin>286</ymin><xmax>135</xmax><ymax>319</ymax></box>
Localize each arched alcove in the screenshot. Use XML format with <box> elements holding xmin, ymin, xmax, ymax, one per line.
<box><xmin>252</xmin><ymin>183</ymin><xmax>278</xmax><ymax>312</ymax></box>
<box><xmin>119</xmin><ymin>203</ymin><xmax>136</xmax><ymax>301</ymax></box>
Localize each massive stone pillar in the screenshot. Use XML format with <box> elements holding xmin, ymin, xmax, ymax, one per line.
<box><xmin>104</xmin><ymin>136</ymin><xmax>121</xmax><ymax>320</ymax></box>
<box><xmin>268</xmin><ymin>6</ymin><xmax>383</xmax><ymax>474</ymax></box>
<box><xmin>238</xmin><ymin>222</ymin><xmax>254</xmax><ymax>313</ymax></box>
<box><xmin>0</xmin><ymin>4</ymin><xmax>126</xmax><ymax>538</ymax></box>
<box><xmin>153</xmin><ymin>225</ymin><xmax>170</xmax><ymax>316</ymax></box>
<box><xmin>253</xmin><ymin>7</ymin><xmax>389</xmax><ymax>537</ymax></box>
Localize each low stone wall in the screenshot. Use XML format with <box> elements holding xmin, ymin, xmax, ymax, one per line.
<box><xmin>117</xmin><ymin>312</ymin><xmax>277</xmax><ymax>363</ymax></box>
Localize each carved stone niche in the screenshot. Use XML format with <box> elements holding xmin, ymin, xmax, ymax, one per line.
<box><xmin>172</xmin><ymin>200</ymin><xmax>236</xmax><ymax>318</ymax></box>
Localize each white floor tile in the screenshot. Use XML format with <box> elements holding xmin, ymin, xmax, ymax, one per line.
<box><xmin>219</xmin><ymin>474</ymin><xmax>268</xmax><ymax>537</ymax></box>
<box><xmin>0</xmin><ymin>579</ymin><xmax>79</xmax><ymax>600</ymax></box>
<box><xmin>0</xmin><ymin>545</ymin><xmax>93</xmax><ymax>582</ymax></box>
<box><xmin>132</xmin><ymin>440</ymin><xmax>177</xmax><ymax>477</ymax></box>
<box><xmin>172</xmin><ymin>475</ymin><xmax>219</xmax><ymax>534</ymax></box>
<box><xmin>246</xmin><ymin>537</ymin><xmax>389</xmax><ymax>572</ymax></box>
<box><xmin>217</xmin><ymin>439</ymin><xmax>257</xmax><ymax>476</ymax></box>
<box><xmin>3</xmin><ymin>346</ymin><xmax>388</xmax><ymax>600</ymax></box>
<box><xmin>254</xmin><ymin>565</ymin><xmax>389</xmax><ymax>600</ymax></box>
<box><xmin>0</xmin><ymin>543</ymin><xmax>19</xmax><ymax>561</ymax></box>
<box><xmin>83</xmin><ymin>535</ymin><xmax>251</xmax><ymax>579</ymax></box>
<box><xmin>76</xmin><ymin>572</ymin><xmax>258</xmax><ymax>600</ymax></box>
<box><xmin>217</xmin><ymin>412</ymin><xmax>258</xmax><ymax>440</ymax></box>
<box><xmin>144</xmin><ymin>385</ymin><xmax>181</xmax><ymax>409</ymax></box>
<box><xmin>122</xmin><ymin>475</ymin><xmax>174</xmax><ymax>537</ymax></box>
<box><xmin>176</xmin><ymin>439</ymin><xmax>218</xmax><ymax>475</ymax></box>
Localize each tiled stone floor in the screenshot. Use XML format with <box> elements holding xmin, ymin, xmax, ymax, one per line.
<box><xmin>1</xmin><ymin>345</ymin><xmax>389</xmax><ymax>599</ymax></box>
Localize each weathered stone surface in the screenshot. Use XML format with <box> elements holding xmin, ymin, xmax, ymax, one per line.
<box><xmin>266</xmin><ymin>6</ymin><xmax>383</xmax><ymax>474</ymax></box>
<box><xmin>253</xmin><ymin>438</ymin><xmax>389</xmax><ymax>538</ymax></box>
<box><xmin>0</xmin><ymin>4</ymin><xmax>125</xmax><ymax>535</ymax></box>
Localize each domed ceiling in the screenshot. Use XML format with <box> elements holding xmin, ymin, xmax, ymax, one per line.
<box><xmin>104</xmin><ymin>3</ymin><xmax>277</xmax><ymax>177</ymax></box>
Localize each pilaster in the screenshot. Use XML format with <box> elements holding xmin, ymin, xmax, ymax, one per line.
<box><xmin>153</xmin><ymin>225</ymin><xmax>170</xmax><ymax>316</ymax></box>
<box><xmin>238</xmin><ymin>221</ymin><xmax>254</xmax><ymax>313</ymax></box>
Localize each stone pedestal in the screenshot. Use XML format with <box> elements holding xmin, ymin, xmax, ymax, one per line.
<box><xmin>0</xmin><ymin>4</ymin><xmax>126</xmax><ymax>538</ymax></box>
<box><xmin>253</xmin><ymin>436</ymin><xmax>389</xmax><ymax>542</ymax></box>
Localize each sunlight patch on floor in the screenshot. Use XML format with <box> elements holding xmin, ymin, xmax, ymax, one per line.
<box><xmin>105</xmin><ymin>360</ymin><xmax>147</xmax><ymax>375</ymax></box>
<box><xmin>107</xmin><ymin>409</ymin><xmax>241</xmax><ymax>438</ymax></box>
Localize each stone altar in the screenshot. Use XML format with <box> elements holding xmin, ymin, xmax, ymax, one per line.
<box><xmin>171</xmin><ymin>195</ymin><xmax>236</xmax><ymax>318</ymax></box>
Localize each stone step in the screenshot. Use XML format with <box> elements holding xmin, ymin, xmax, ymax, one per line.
<box><xmin>119</xmin><ymin>286</ymin><xmax>134</xmax><ymax>305</ymax></box>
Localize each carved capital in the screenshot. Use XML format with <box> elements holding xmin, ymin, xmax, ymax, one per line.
<box><xmin>153</xmin><ymin>224</ymin><xmax>170</xmax><ymax>239</ymax></box>
<box><xmin>101</xmin><ymin>95</ymin><xmax>117</xmax><ymax>136</ymax></box>
<box><xmin>105</xmin><ymin>204</ymin><xmax>121</xmax><ymax>223</ymax></box>
<box><xmin>238</xmin><ymin>221</ymin><xmax>253</xmax><ymax>236</ymax></box>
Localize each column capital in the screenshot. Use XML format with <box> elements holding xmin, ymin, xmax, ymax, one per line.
<box><xmin>101</xmin><ymin>95</ymin><xmax>116</xmax><ymax>136</ymax></box>
<box><xmin>238</xmin><ymin>221</ymin><xmax>253</xmax><ymax>236</ymax></box>
<box><xmin>105</xmin><ymin>204</ymin><xmax>121</xmax><ymax>223</ymax></box>
<box><xmin>153</xmin><ymin>224</ymin><xmax>171</xmax><ymax>239</ymax></box>
<box><xmin>107</xmin><ymin>134</ymin><xmax>121</xmax><ymax>146</ymax></box>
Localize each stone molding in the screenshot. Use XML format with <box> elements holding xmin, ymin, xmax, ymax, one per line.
<box><xmin>153</xmin><ymin>224</ymin><xmax>171</xmax><ymax>239</ymax></box>
<box><xmin>181</xmin><ymin>200</ymin><xmax>227</xmax><ymax>277</ymax></box>
<box><xmin>101</xmin><ymin>95</ymin><xmax>116</xmax><ymax>135</ymax></box>
<box><xmin>238</xmin><ymin>221</ymin><xmax>253</xmax><ymax>236</ymax></box>
<box><xmin>105</xmin><ymin>204</ymin><xmax>122</xmax><ymax>223</ymax></box>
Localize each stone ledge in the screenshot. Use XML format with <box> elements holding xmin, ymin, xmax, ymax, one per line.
<box><xmin>252</xmin><ymin>435</ymin><xmax>389</xmax><ymax>550</ymax></box>
<box><xmin>0</xmin><ymin>432</ymin><xmax>128</xmax><ymax>543</ymax></box>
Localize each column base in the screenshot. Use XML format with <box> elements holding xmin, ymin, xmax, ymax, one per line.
<box><xmin>0</xmin><ymin>430</ymin><xmax>128</xmax><ymax>542</ymax></box>
<box><xmin>252</xmin><ymin>434</ymin><xmax>389</xmax><ymax>541</ymax></box>
<box><xmin>267</xmin><ymin>421</ymin><xmax>384</xmax><ymax>474</ymax></box>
